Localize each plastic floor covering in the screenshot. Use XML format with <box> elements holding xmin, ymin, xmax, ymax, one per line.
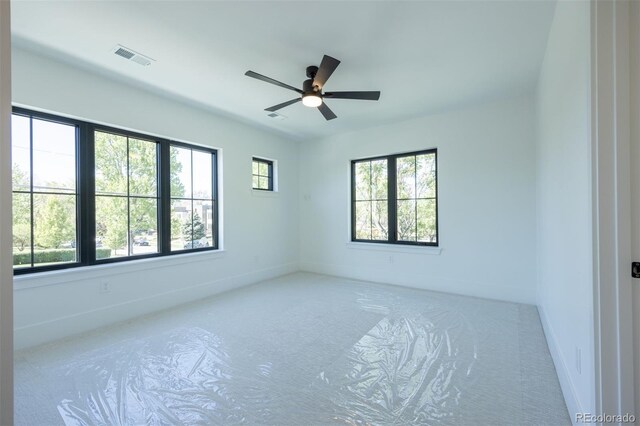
<box><xmin>14</xmin><ymin>272</ymin><xmax>570</xmax><ymax>425</ymax></box>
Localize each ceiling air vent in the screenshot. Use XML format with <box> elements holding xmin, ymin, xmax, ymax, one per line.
<box><xmin>112</xmin><ymin>45</ymin><xmax>154</xmax><ymax>66</ymax></box>
<box><xmin>267</xmin><ymin>112</ymin><xmax>286</xmax><ymax>121</ymax></box>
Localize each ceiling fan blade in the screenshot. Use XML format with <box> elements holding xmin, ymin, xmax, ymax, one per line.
<box><xmin>265</xmin><ymin>98</ymin><xmax>301</xmax><ymax>112</ymax></box>
<box><xmin>317</xmin><ymin>102</ymin><xmax>337</xmax><ymax>121</ymax></box>
<box><xmin>313</xmin><ymin>55</ymin><xmax>341</xmax><ymax>89</ymax></box>
<box><xmin>323</xmin><ymin>91</ymin><xmax>381</xmax><ymax>101</ymax></box>
<box><xmin>245</xmin><ymin>71</ymin><xmax>303</xmax><ymax>94</ymax></box>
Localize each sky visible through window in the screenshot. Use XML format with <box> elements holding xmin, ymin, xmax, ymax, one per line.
<box><xmin>12</xmin><ymin>115</ymin><xmax>76</xmax><ymax>192</ymax></box>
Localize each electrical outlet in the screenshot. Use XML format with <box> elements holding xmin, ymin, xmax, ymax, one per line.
<box><xmin>575</xmin><ymin>347</ymin><xmax>581</xmax><ymax>374</ymax></box>
<box><xmin>99</xmin><ymin>281</ymin><xmax>111</xmax><ymax>294</ymax></box>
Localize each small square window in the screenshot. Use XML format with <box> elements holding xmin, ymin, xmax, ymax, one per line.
<box><xmin>252</xmin><ymin>157</ymin><xmax>274</xmax><ymax>191</ymax></box>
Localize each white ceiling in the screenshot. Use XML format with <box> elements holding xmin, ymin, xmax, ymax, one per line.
<box><xmin>11</xmin><ymin>0</ymin><xmax>556</xmax><ymax>141</ymax></box>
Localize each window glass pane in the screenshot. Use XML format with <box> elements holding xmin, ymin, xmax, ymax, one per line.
<box><xmin>96</xmin><ymin>196</ymin><xmax>127</xmax><ymax>259</ymax></box>
<box><xmin>171</xmin><ymin>199</ymin><xmax>192</xmax><ymax>251</ymax></box>
<box><xmin>252</xmin><ymin>175</ymin><xmax>259</xmax><ymax>189</ymax></box>
<box><xmin>129</xmin><ymin>138</ymin><xmax>157</xmax><ymax>197</ymax></box>
<box><xmin>354</xmin><ymin>161</ymin><xmax>371</xmax><ymax>201</ymax></box>
<box><xmin>396</xmin><ymin>155</ymin><xmax>416</xmax><ymax>200</ymax></box>
<box><xmin>259</xmin><ymin>176</ymin><xmax>269</xmax><ymax>190</ymax></box>
<box><xmin>416</xmin><ymin>153</ymin><xmax>436</xmax><ymax>199</ymax></box>
<box><xmin>12</xmin><ymin>115</ymin><xmax>31</xmax><ymax>191</ymax></box>
<box><xmin>95</xmin><ymin>131</ymin><xmax>127</xmax><ymax>196</ymax></box>
<box><xmin>397</xmin><ymin>199</ymin><xmax>417</xmax><ymax>241</ymax></box>
<box><xmin>32</xmin><ymin>119</ymin><xmax>76</xmax><ymax>193</ymax></box>
<box><xmin>193</xmin><ymin>200</ymin><xmax>213</xmax><ymax>248</ymax></box>
<box><xmin>371</xmin><ymin>160</ymin><xmax>388</xmax><ymax>200</ymax></box>
<box><xmin>252</xmin><ymin>161</ymin><xmax>259</xmax><ymax>175</ymax></box>
<box><xmin>417</xmin><ymin>199</ymin><xmax>437</xmax><ymax>243</ymax></box>
<box><xmin>130</xmin><ymin>198</ymin><xmax>158</xmax><ymax>255</ymax></box>
<box><xmin>371</xmin><ymin>200</ymin><xmax>388</xmax><ymax>240</ymax></box>
<box><xmin>192</xmin><ymin>151</ymin><xmax>212</xmax><ymax>199</ymax></box>
<box><xmin>355</xmin><ymin>201</ymin><xmax>372</xmax><ymax>240</ymax></box>
<box><xmin>33</xmin><ymin>193</ymin><xmax>77</xmax><ymax>265</ymax></box>
<box><xmin>170</xmin><ymin>146</ymin><xmax>191</xmax><ymax>198</ymax></box>
<box><xmin>259</xmin><ymin>161</ymin><xmax>268</xmax><ymax>176</ymax></box>
<box><xmin>13</xmin><ymin>192</ymin><xmax>31</xmax><ymax>268</ymax></box>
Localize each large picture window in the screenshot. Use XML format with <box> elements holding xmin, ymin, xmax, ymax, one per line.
<box><xmin>11</xmin><ymin>108</ymin><xmax>218</xmax><ymax>274</ymax></box>
<box><xmin>351</xmin><ymin>149</ymin><xmax>438</xmax><ymax>246</ymax></box>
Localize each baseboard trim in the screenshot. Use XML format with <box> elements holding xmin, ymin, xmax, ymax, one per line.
<box><xmin>537</xmin><ymin>304</ymin><xmax>583</xmax><ymax>425</ymax></box>
<box><xmin>14</xmin><ymin>262</ymin><xmax>298</xmax><ymax>350</ymax></box>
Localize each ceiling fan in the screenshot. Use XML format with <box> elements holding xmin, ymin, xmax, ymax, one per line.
<box><xmin>245</xmin><ymin>55</ymin><xmax>381</xmax><ymax>121</ymax></box>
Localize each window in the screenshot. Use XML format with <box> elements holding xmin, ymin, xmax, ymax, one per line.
<box><xmin>170</xmin><ymin>144</ymin><xmax>216</xmax><ymax>251</ymax></box>
<box><xmin>11</xmin><ymin>108</ymin><xmax>218</xmax><ymax>274</ymax></box>
<box><xmin>94</xmin><ymin>131</ymin><xmax>159</xmax><ymax>259</ymax></box>
<box><xmin>252</xmin><ymin>157</ymin><xmax>273</xmax><ymax>191</ymax></box>
<box><xmin>351</xmin><ymin>149</ymin><xmax>438</xmax><ymax>246</ymax></box>
<box><xmin>12</xmin><ymin>113</ymin><xmax>79</xmax><ymax>269</ymax></box>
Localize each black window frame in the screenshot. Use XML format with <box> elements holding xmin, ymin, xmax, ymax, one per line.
<box><xmin>10</xmin><ymin>110</ymin><xmax>81</xmax><ymax>271</ymax></box>
<box><xmin>168</xmin><ymin>141</ymin><xmax>218</xmax><ymax>253</ymax></box>
<box><xmin>350</xmin><ymin>149</ymin><xmax>438</xmax><ymax>247</ymax></box>
<box><xmin>92</xmin><ymin>126</ymin><xmax>161</xmax><ymax>261</ymax></box>
<box><xmin>252</xmin><ymin>157</ymin><xmax>274</xmax><ymax>191</ymax></box>
<box><xmin>12</xmin><ymin>107</ymin><xmax>219</xmax><ymax>275</ymax></box>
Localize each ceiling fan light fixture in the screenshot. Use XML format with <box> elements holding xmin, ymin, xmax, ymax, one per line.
<box><xmin>245</xmin><ymin>54</ymin><xmax>380</xmax><ymax>120</ymax></box>
<box><xmin>302</xmin><ymin>93</ymin><xmax>322</xmax><ymax>108</ymax></box>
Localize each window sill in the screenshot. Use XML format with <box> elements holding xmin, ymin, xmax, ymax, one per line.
<box><xmin>346</xmin><ymin>242</ymin><xmax>442</xmax><ymax>255</ymax></box>
<box><xmin>251</xmin><ymin>189</ymin><xmax>279</xmax><ymax>197</ymax></box>
<box><xmin>14</xmin><ymin>249</ymin><xmax>227</xmax><ymax>290</ymax></box>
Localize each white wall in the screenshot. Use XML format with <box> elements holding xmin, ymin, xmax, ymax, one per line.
<box><xmin>631</xmin><ymin>0</ymin><xmax>640</xmax><ymax>414</ymax></box>
<box><xmin>298</xmin><ymin>95</ymin><xmax>537</xmax><ymax>304</ymax></box>
<box><xmin>11</xmin><ymin>47</ymin><xmax>300</xmax><ymax>350</ymax></box>
<box><xmin>535</xmin><ymin>0</ymin><xmax>594</xmax><ymax>420</ymax></box>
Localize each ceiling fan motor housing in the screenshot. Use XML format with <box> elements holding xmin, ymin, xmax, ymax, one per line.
<box><xmin>303</xmin><ymin>78</ymin><xmax>319</xmax><ymax>94</ymax></box>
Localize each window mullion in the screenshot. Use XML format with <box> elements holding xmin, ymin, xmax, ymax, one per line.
<box><xmin>80</xmin><ymin>123</ymin><xmax>96</xmax><ymax>264</ymax></box>
<box><xmin>388</xmin><ymin>156</ymin><xmax>397</xmax><ymax>243</ymax></box>
<box><xmin>414</xmin><ymin>155</ymin><xmax>418</xmax><ymax>241</ymax></box>
<box><xmin>28</xmin><ymin>117</ymin><xmax>34</xmax><ymax>268</ymax></box>
<box><xmin>126</xmin><ymin>137</ymin><xmax>131</xmax><ymax>256</ymax></box>
<box><xmin>159</xmin><ymin>141</ymin><xmax>171</xmax><ymax>254</ymax></box>
<box><xmin>190</xmin><ymin>151</ymin><xmax>194</xmax><ymax>243</ymax></box>
<box><xmin>368</xmin><ymin>161</ymin><xmax>373</xmax><ymax>240</ymax></box>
